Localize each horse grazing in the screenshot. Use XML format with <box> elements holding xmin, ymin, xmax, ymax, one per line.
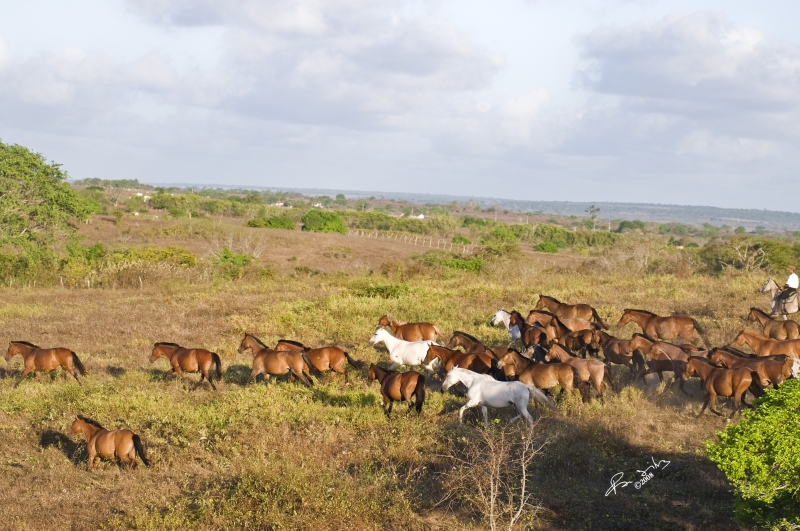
<box><xmin>151</xmin><ymin>342</ymin><xmax>222</xmax><ymax>390</ymax></box>
<box><xmin>760</xmin><ymin>278</ymin><xmax>800</xmax><ymax>318</ymax></box>
<box><xmin>238</xmin><ymin>334</ymin><xmax>317</xmax><ymax>386</ymax></box>
<box><xmin>71</xmin><ymin>416</ymin><xmax>150</xmax><ymax>470</ymax></box>
<box><xmin>730</xmin><ymin>329</ymin><xmax>800</xmax><ymax>358</ymax></box>
<box><xmin>683</xmin><ymin>357</ymin><xmax>761</xmax><ymax>419</ymax></box>
<box><xmin>746</xmin><ymin>307</ymin><xmax>800</xmax><ymax>340</ymax></box>
<box><xmin>490</xmin><ymin>309</ymin><xmax>521</xmax><ymax>342</ymax></box>
<box><xmin>534</xmin><ymin>295</ymin><xmax>607</xmax><ymax>329</ymax></box>
<box><xmin>377</xmin><ymin>314</ymin><xmax>440</xmax><ymax>341</ymax></box>
<box><xmin>369</xmin><ymin>327</ymin><xmax>436</xmax><ymax>370</ymax></box>
<box><xmin>367</xmin><ymin>364</ymin><xmax>426</xmax><ymax>416</ymax></box>
<box><xmin>617</xmin><ymin>309</ymin><xmax>705</xmax><ymax>345</ymax></box>
<box><xmin>495</xmin><ymin>351</ymin><xmax>576</xmax><ymax>398</ymax></box>
<box><xmin>593</xmin><ymin>330</ymin><xmax>646</xmax><ymax>379</ymax></box>
<box><xmin>441</xmin><ymin>368</ymin><xmax>554</xmax><ymax>428</ymax></box>
<box><xmin>708</xmin><ymin>348</ymin><xmax>792</xmax><ymax>388</ymax></box>
<box><xmin>423</xmin><ymin>344</ymin><xmax>493</xmax><ymax>375</ymax></box>
<box><xmin>544</xmin><ymin>343</ymin><xmax>615</xmax><ymax>399</ymax></box>
<box><xmin>628</xmin><ymin>334</ymin><xmax>693</xmax><ymax>395</ymax></box>
<box><xmin>274</xmin><ymin>339</ymin><xmax>363</xmax><ymax>381</ymax></box>
<box><xmin>5</xmin><ymin>341</ymin><xmax>86</xmax><ymax>387</ymax></box>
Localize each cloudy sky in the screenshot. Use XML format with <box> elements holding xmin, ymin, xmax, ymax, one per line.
<box><xmin>1</xmin><ymin>1</ymin><xmax>799</xmax><ymax>211</ymax></box>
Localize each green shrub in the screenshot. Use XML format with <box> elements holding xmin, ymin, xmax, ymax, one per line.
<box><xmin>301</xmin><ymin>210</ymin><xmax>346</xmax><ymax>234</ymax></box>
<box><xmin>616</xmin><ymin>220</ymin><xmax>646</xmax><ymax>232</ymax></box>
<box><xmin>534</xmin><ymin>241</ymin><xmax>559</xmax><ymax>253</ymax></box>
<box><xmin>353</xmin><ymin>282</ymin><xmax>410</xmax><ymax>298</ymax></box>
<box><xmin>452</xmin><ymin>235</ymin><xmax>471</xmax><ymax>244</ymax></box>
<box><xmin>247</xmin><ymin>216</ymin><xmax>295</xmax><ymax>230</ymax></box>
<box><xmin>213</xmin><ymin>247</ymin><xmax>253</xmax><ymax>280</ymax></box>
<box><xmin>440</xmin><ymin>255</ymin><xmax>483</xmax><ymax>272</ymax></box>
<box><xmin>707</xmin><ymin>379</ymin><xmax>800</xmax><ymax>530</ymax></box>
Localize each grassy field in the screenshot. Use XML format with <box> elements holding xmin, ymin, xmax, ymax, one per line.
<box><xmin>0</xmin><ymin>216</ymin><xmax>781</xmax><ymax>530</ymax></box>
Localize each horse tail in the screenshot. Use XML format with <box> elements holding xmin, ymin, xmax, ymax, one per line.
<box><xmin>490</xmin><ymin>357</ymin><xmax>506</xmax><ymax>381</ymax></box>
<box><xmin>604</xmin><ymin>364</ymin><xmax>619</xmax><ymax>394</ymax></box>
<box><xmin>133</xmin><ymin>434</ymin><xmax>150</xmax><ymax>467</ymax></box>
<box><xmin>525</xmin><ymin>384</ymin><xmax>555</xmax><ymax>409</ymax></box>
<box><xmin>71</xmin><ymin>352</ymin><xmax>87</xmax><ymax>376</ymax></box>
<box><xmin>691</xmin><ymin>318</ymin><xmax>705</xmax><ymax>335</ymax></box>
<box><xmin>433</xmin><ymin>324</ymin><xmax>442</xmax><ymax>338</ymax></box>
<box><xmin>415</xmin><ymin>374</ymin><xmax>426</xmax><ymax>414</ymax></box>
<box><xmin>212</xmin><ymin>352</ymin><xmax>223</xmax><ymax>382</ymax></box>
<box><xmin>344</xmin><ymin>352</ymin><xmax>364</xmax><ymax>370</ymax></box>
<box><xmin>748</xmin><ymin>370</ymin><xmax>765</xmax><ymax>400</ymax></box>
<box><xmin>632</xmin><ymin>349</ymin><xmax>647</xmax><ymax>380</ymax></box>
<box><xmin>301</xmin><ymin>352</ymin><xmax>323</xmax><ymax>379</ymax></box>
<box><xmin>591</xmin><ymin>307</ymin><xmax>607</xmax><ymax>329</ymax></box>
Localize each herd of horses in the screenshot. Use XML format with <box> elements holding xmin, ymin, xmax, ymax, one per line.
<box><xmin>4</xmin><ymin>293</ymin><xmax>800</xmax><ymax>469</ymax></box>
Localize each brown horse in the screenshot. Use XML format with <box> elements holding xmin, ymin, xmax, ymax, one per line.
<box><xmin>238</xmin><ymin>334</ymin><xmax>317</xmax><ymax>386</ymax></box>
<box><xmin>495</xmin><ymin>351</ymin><xmax>576</xmax><ymax>398</ymax></box>
<box><xmin>446</xmin><ymin>331</ymin><xmax>515</xmax><ymax>360</ymax></box>
<box><xmin>593</xmin><ymin>330</ymin><xmax>646</xmax><ymax>379</ymax></box>
<box><xmin>628</xmin><ymin>334</ymin><xmax>692</xmax><ymax>395</ymax></box>
<box><xmin>5</xmin><ymin>341</ymin><xmax>87</xmax><ymax>387</ymax></box>
<box><xmin>274</xmin><ymin>339</ymin><xmax>363</xmax><ymax>381</ymax></box>
<box><xmin>508</xmin><ymin>312</ymin><xmax>555</xmax><ymax>348</ymax></box>
<box><xmin>70</xmin><ymin>416</ymin><xmax>149</xmax><ymax>470</ymax></box>
<box><xmin>562</xmin><ymin>329</ymin><xmax>600</xmax><ymax>358</ymax></box>
<box><xmin>730</xmin><ymin>329</ymin><xmax>800</xmax><ymax>358</ymax></box>
<box><xmin>423</xmin><ymin>344</ymin><xmax>493</xmax><ymax>375</ymax></box>
<box><xmin>377</xmin><ymin>314</ymin><xmax>440</xmax><ymax>341</ymax></box>
<box><xmin>525</xmin><ymin>310</ymin><xmax>594</xmax><ymax>334</ymax></box>
<box><xmin>367</xmin><ymin>364</ymin><xmax>426</xmax><ymax>416</ymax></box>
<box><xmin>150</xmin><ymin>342</ymin><xmax>222</xmax><ymax>390</ymax></box>
<box><xmin>534</xmin><ymin>295</ymin><xmax>607</xmax><ymax>329</ymax></box>
<box><xmin>617</xmin><ymin>309</ymin><xmax>705</xmax><ymax>345</ymax></box>
<box><xmin>746</xmin><ymin>307</ymin><xmax>800</xmax><ymax>340</ymax></box>
<box><xmin>708</xmin><ymin>348</ymin><xmax>792</xmax><ymax>388</ymax></box>
<box><xmin>544</xmin><ymin>343</ymin><xmax>615</xmax><ymax>399</ymax></box>
<box><xmin>683</xmin><ymin>357</ymin><xmax>760</xmax><ymax>418</ymax></box>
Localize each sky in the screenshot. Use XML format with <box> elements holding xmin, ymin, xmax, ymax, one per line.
<box><xmin>1</xmin><ymin>0</ymin><xmax>799</xmax><ymax>211</ymax></box>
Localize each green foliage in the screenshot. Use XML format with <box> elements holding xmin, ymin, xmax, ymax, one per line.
<box><xmin>535</xmin><ymin>241</ymin><xmax>559</xmax><ymax>253</ymax></box>
<box><xmin>452</xmin><ymin>235</ymin><xmax>471</xmax><ymax>244</ymax></box>
<box><xmin>213</xmin><ymin>247</ymin><xmax>253</xmax><ymax>280</ymax></box>
<box><xmin>462</xmin><ymin>216</ymin><xmax>488</xmax><ymax>228</ymax></box>
<box><xmin>698</xmin><ymin>237</ymin><xmax>800</xmax><ymax>274</ymax></box>
<box><xmin>735</xmin><ymin>226</ymin><xmax>747</xmax><ymax>234</ymax></box>
<box><xmin>707</xmin><ymin>379</ymin><xmax>800</xmax><ymax>530</ymax></box>
<box><xmin>439</xmin><ymin>255</ymin><xmax>483</xmax><ymax>272</ymax></box>
<box><xmin>352</xmin><ymin>282</ymin><xmax>410</xmax><ymax>298</ymax></box>
<box><xmin>334</xmin><ymin>193</ymin><xmax>346</xmax><ymax>205</ymax></box>
<box><xmin>72</xmin><ymin>178</ymin><xmax>152</xmax><ymax>189</ymax></box>
<box><xmin>484</xmin><ymin>225</ymin><xmax>518</xmax><ymax>243</ymax></box>
<box><xmin>617</xmin><ymin>220</ymin><xmax>646</xmax><ymax>232</ymax></box>
<box><xmin>246</xmin><ymin>216</ymin><xmax>296</xmax><ymax>230</ymax></box>
<box><xmin>302</xmin><ymin>210</ymin><xmax>347</xmax><ymax>234</ymax></box>
<box><xmin>532</xmin><ymin>223</ymin><xmax>618</xmax><ymax>250</ymax></box>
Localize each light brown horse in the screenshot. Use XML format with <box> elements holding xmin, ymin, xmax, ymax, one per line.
<box><xmin>377</xmin><ymin>314</ymin><xmax>440</xmax><ymax>342</ymax></box>
<box><xmin>446</xmin><ymin>331</ymin><xmax>516</xmax><ymax>360</ymax></box>
<box><xmin>708</xmin><ymin>348</ymin><xmax>792</xmax><ymax>388</ymax></box>
<box><xmin>562</xmin><ymin>329</ymin><xmax>600</xmax><ymax>358</ymax></box>
<box><xmin>150</xmin><ymin>342</ymin><xmax>222</xmax><ymax>390</ymax></box>
<box><xmin>617</xmin><ymin>309</ymin><xmax>705</xmax><ymax>345</ymax></box>
<box><xmin>525</xmin><ymin>310</ymin><xmax>594</xmax><ymax>334</ymax></box>
<box><xmin>70</xmin><ymin>416</ymin><xmax>149</xmax><ymax>470</ymax></box>
<box><xmin>495</xmin><ymin>351</ymin><xmax>576</xmax><ymax>398</ymax></box>
<box><xmin>508</xmin><ymin>312</ymin><xmax>555</xmax><ymax>348</ymax></box>
<box><xmin>534</xmin><ymin>295</ymin><xmax>607</xmax><ymax>329</ymax></box>
<box><xmin>683</xmin><ymin>357</ymin><xmax>760</xmax><ymax>418</ymax></box>
<box><xmin>5</xmin><ymin>341</ymin><xmax>86</xmax><ymax>387</ymax></box>
<box><xmin>238</xmin><ymin>334</ymin><xmax>317</xmax><ymax>386</ymax></box>
<box><xmin>274</xmin><ymin>339</ymin><xmax>363</xmax><ymax>381</ymax></box>
<box><xmin>423</xmin><ymin>344</ymin><xmax>493</xmax><ymax>375</ymax></box>
<box><xmin>730</xmin><ymin>329</ymin><xmax>800</xmax><ymax>358</ymax></box>
<box><xmin>746</xmin><ymin>307</ymin><xmax>800</xmax><ymax>340</ymax></box>
<box><xmin>593</xmin><ymin>330</ymin><xmax>646</xmax><ymax>379</ymax></box>
<box><xmin>628</xmin><ymin>334</ymin><xmax>692</xmax><ymax>395</ymax></box>
<box><xmin>544</xmin><ymin>343</ymin><xmax>615</xmax><ymax>399</ymax></box>
<box><xmin>367</xmin><ymin>364</ymin><xmax>426</xmax><ymax>416</ymax></box>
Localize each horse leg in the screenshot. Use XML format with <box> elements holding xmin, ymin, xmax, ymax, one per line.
<box><xmin>246</xmin><ymin>369</ymin><xmax>260</xmax><ymax>385</ymax></box>
<box><xmin>386</xmin><ymin>400</ymin><xmax>394</xmax><ymax>417</ymax></box>
<box><xmin>707</xmin><ymin>391</ymin><xmax>723</xmax><ymax>416</ymax></box>
<box><xmin>200</xmin><ymin>367</ymin><xmax>216</xmax><ymax>391</ymax></box>
<box><xmin>15</xmin><ymin>367</ymin><xmax>33</xmax><ymax>388</ymax></box>
<box><xmin>697</xmin><ymin>395</ymin><xmax>711</xmax><ymax>417</ymax></box>
<box><xmin>481</xmin><ymin>406</ymin><xmax>489</xmax><ymax>428</ymax></box>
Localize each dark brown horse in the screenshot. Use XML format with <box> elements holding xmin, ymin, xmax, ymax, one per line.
<box><xmin>495</xmin><ymin>351</ymin><xmax>576</xmax><ymax>398</ymax></box>
<box><xmin>71</xmin><ymin>416</ymin><xmax>149</xmax><ymax>470</ymax></box>
<box><xmin>593</xmin><ymin>330</ymin><xmax>646</xmax><ymax>379</ymax></box>
<box><xmin>618</xmin><ymin>309</ymin><xmax>705</xmax><ymax>345</ymax></box>
<box><xmin>709</xmin><ymin>348</ymin><xmax>792</xmax><ymax>388</ymax></box>
<box><xmin>730</xmin><ymin>329</ymin><xmax>800</xmax><ymax>358</ymax></box>
<box><xmin>683</xmin><ymin>357</ymin><xmax>760</xmax><ymax>418</ymax></box>
<box><xmin>423</xmin><ymin>344</ymin><xmax>493</xmax><ymax>375</ymax></box>
<box><xmin>274</xmin><ymin>339</ymin><xmax>363</xmax><ymax>381</ymax></box>
<box><xmin>508</xmin><ymin>312</ymin><xmax>554</xmax><ymax>348</ymax></box>
<box><xmin>544</xmin><ymin>343</ymin><xmax>615</xmax><ymax>399</ymax></box>
<box><xmin>5</xmin><ymin>341</ymin><xmax>86</xmax><ymax>387</ymax></box>
<box><xmin>562</xmin><ymin>329</ymin><xmax>600</xmax><ymax>358</ymax></box>
<box><xmin>446</xmin><ymin>331</ymin><xmax>515</xmax><ymax>360</ymax></box>
<box><xmin>150</xmin><ymin>342</ymin><xmax>222</xmax><ymax>390</ymax></box>
<box><xmin>367</xmin><ymin>364</ymin><xmax>426</xmax><ymax>416</ymax></box>
<box><xmin>238</xmin><ymin>334</ymin><xmax>317</xmax><ymax>386</ymax></box>
<box><xmin>534</xmin><ymin>295</ymin><xmax>607</xmax><ymax>328</ymax></box>
<box><xmin>628</xmin><ymin>334</ymin><xmax>693</xmax><ymax>395</ymax></box>
<box><xmin>377</xmin><ymin>314</ymin><xmax>440</xmax><ymax>341</ymax></box>
<box><xmin>746</xmin><ymin>307</ymin><xmax>800</xmax><ymax>340</ymax></box>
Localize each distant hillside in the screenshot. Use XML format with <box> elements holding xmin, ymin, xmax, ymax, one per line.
<box><xmin>141</xmin><ymin>183</ymin><xmax>800</xmax><ymax>230</ymax></box>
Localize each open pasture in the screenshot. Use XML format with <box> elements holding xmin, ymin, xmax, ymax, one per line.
<box><xmin>0</xmin><ymin>220</ymin><xmax>779</xmax><ymax>530</ymax></box>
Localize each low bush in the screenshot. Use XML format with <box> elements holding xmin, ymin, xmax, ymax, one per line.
<box><xmin>534</xmin><ymin>242</ymin><xmax>559</xmax><ymax>253</ymax></box>
<box><xmin>352</xmin><ymin>282</ymin><xmax>410</xmax><ymax>298</ymax></box>
<box><xmin>301</xmin><ymin>210</ymin><xmax>347</xmax><ymax>234</ymax></box>
<box><xmin>246</xmin><ymin>216</ymin><xmax>296</xmax><ymax>230</ymax></box>
<box><xmin>452</xmin><ymin>235</ymin><xmax>471</xmax><ymax>245</ymax></box>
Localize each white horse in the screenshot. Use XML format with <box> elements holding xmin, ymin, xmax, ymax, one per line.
<box><xmin>490</xmin><ymin>309</ymin><xmax>521</xmax><ymax>342</ymax></box>
<box><xmin>441</xmin><ymin>368</ymin><xmax>554</xmax><ymax>427</ymax></box>
<box><xmin>760</xmin><ymin>278</ymin><xmax>799</xmax><ymax>319</ymax></box>
<box><xmin>369</xmin><ymin>327</ymin><xmax>438</xmax><ymax>370</ymax></box>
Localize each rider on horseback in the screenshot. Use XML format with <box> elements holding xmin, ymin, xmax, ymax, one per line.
<box><xmin>777</xmin><ymin>267</ymin><xmax>799</xmax><ymax>314</ymax></box>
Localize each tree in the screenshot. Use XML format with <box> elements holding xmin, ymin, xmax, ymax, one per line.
<box><xmin>0</xmin><ymin>141</ymin><xmax>96</xmax><ymax>254</ymax></box>
<box><xmin>585</xmin><ymin>204</ymin><xmax>600</xmax><ymax>230</ymax></box>
<box><xmin>301</xmin><ymin>210</ymin><xmax>346</xmax><ymax>234</ymax></box>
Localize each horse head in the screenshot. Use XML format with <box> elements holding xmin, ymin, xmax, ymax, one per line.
<box><xmin>368</xmin><ymin>327</ymin><xmax>391</xmax><ymax>346</ymax></box>
<box><xmin>490</xmin><ymin>309</ymin><xmax>507</xmax><ymax>327</ymax></box>
<box><xmin>440</xmin><ymin>368</ymin><xmax>464</xmax><ymax>392</ymax></box>
<box><xmin>759</xmin><ymin>278</ymin><xmax>777</xmax><ymax>295</ymax></box>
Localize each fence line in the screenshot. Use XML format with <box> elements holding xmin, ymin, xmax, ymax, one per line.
<box><xmin>346</xmin><ymin>229</ymin><xmax>481</xmax><ymax>254</ymax></box>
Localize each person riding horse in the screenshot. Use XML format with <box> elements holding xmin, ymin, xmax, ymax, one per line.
<box><xmin>776</xmin><ymin>267</ymin><xmax>799</xmax><ymax>315</ymax></box>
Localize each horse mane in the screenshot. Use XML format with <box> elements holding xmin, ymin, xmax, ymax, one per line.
<box><xmin>154</xmin><ymin>342</ymin><xmax>181</xmax><ymax>347</ymax></box>
<box><xmin>540</xmin><ymin>295</ymin><xmax>561</xmax><ymax>304</ymax></box>
<box><xmin>748</xmin><ymin>307</ymin><xmax>769</xmax><ymax>316</ymax></box>
<box><xmin>76</xmin><ymin>415</ymin><xmax>105</xmax><ymax>430</ymax></box>
<box><xmin>380</xmin><ymin>314</ymin><xmax>404</xmax><ymax>326</ymax></box>
<box><xmin>10</xmin><ymin>340</ymin><xmax>38</xmax><ymax>348</ymax></box>
<box><xmin>623</xmin><ymin>308</ymin><xmax>656</xmax><ymax>317</ymax></box>
<box><xmin>452</xmin><ymin>331</ymin><xmax>482</xmax><ymax>344</ymax></box>
<box><xmin>528</xmin><ymin>309</ymin><xmax>556</xmax><ymax>318</ymax></box>
<box><xmin>275</xmin><ymin>338</ymin><xmax>304</xmax><ymax>349</ymax></box>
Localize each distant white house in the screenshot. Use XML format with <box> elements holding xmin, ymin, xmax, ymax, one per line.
<box><xmin>416</xmin><ymin>214</ymin><xmax>425</xmax><ymax>219</ymax></box>
<box><xmin>312</xmin><ymin>203</ymin><xmax>324</xmax><ymax>208</ymax></box>
<box><xmin>272</xmin><ymin>202</ymin><xmax>292</xmax><ymax>208</ymax></box>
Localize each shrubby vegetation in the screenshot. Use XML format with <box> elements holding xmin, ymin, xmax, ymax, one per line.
<box><xmin>301</xmin><ymin>210</ymin><xmax>347</xmax><ymax>234</ymax></box>
<box><xmin>246</xmin><ymin>216</ymin><xmax>296</xmax><ymax>230</ymax></box>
